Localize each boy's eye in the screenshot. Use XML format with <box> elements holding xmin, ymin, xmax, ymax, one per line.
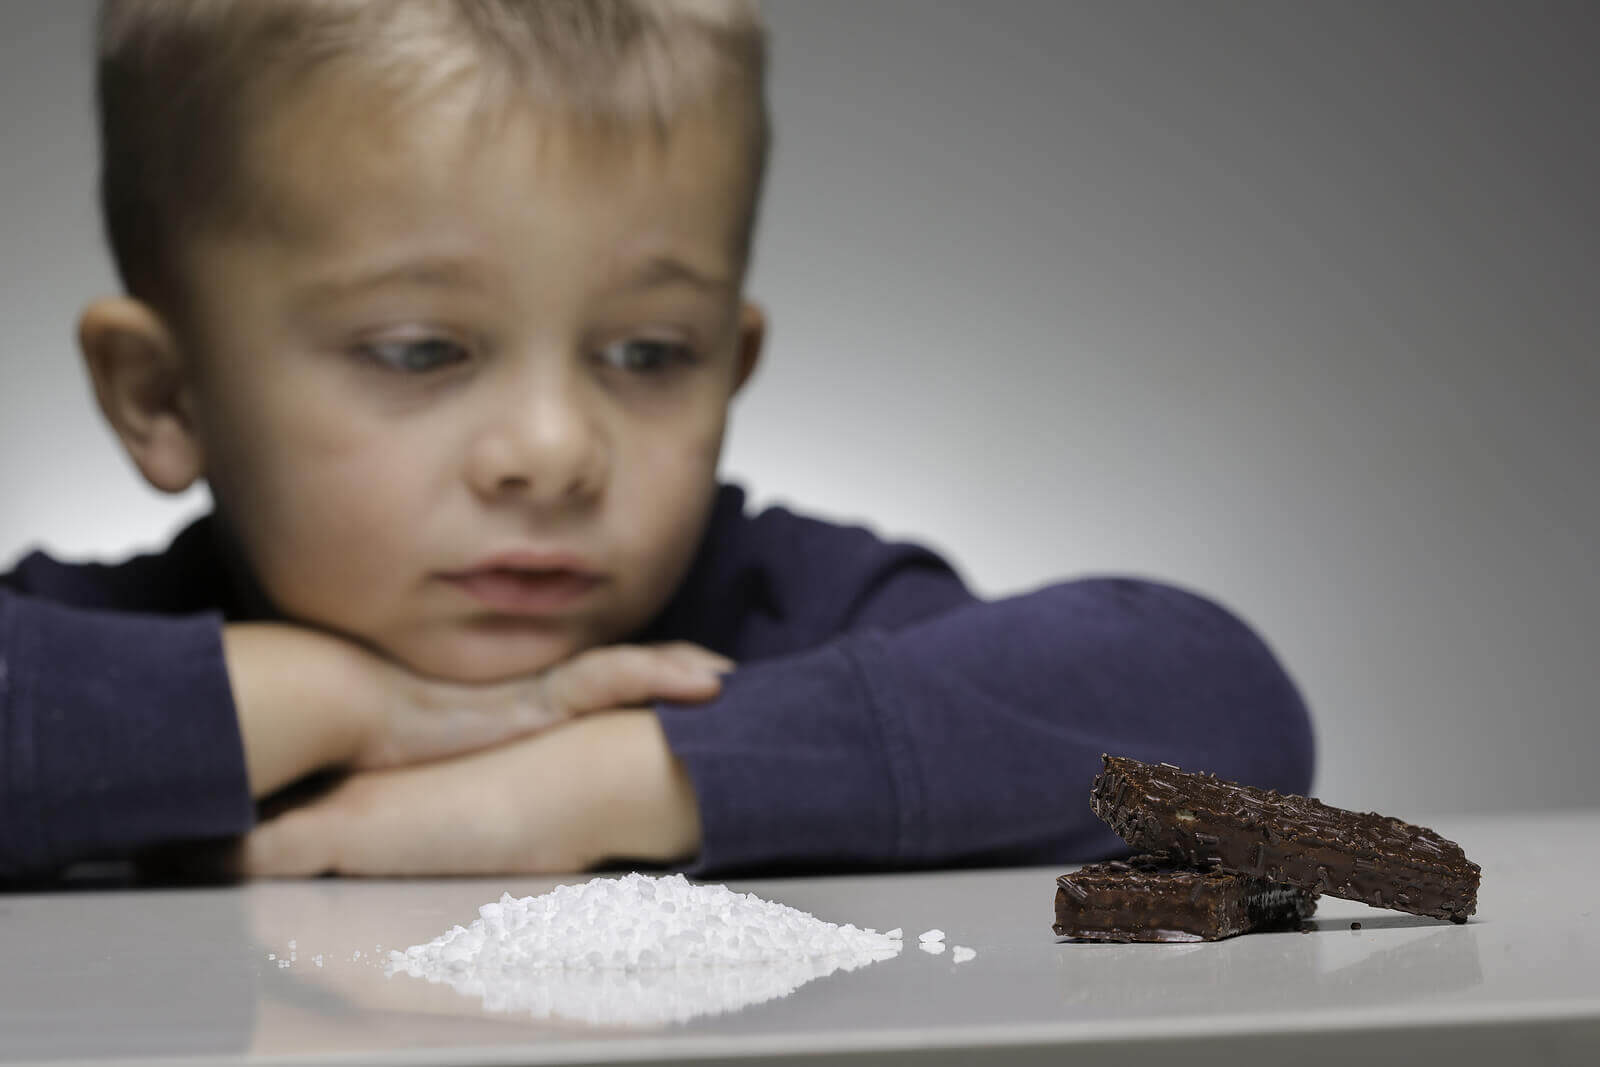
<box><xmin>359</xmin><ymin>338</ymin><xmax>469</xmax><ymax>373</ymax></box>
<box><xmin>598</xmin><ymin>338</ymin><xmax>697</xmax><ymax>375</ymax></box>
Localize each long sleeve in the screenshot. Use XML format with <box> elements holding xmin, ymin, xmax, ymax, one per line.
<box><xmin>0</xmin><ymin>588</ymin><xmax>253</xmax><ymax>879</ymax></box>
<box><xmin>646</xmin><ymin>487</ymin><xmax>1314</xmax><ymax>876</ymax></box>
<box><xmin>660</xmin><ymin>577</ymin><xmax>1313</xmax><ymax>875</ymax></box>
<box><xmin>1</xmin><ymin>522</ymin><xmax>256</xmax><ymax>880</ymax></box>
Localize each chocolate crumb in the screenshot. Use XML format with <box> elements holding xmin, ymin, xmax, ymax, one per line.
<box><xmin>1350</xmin><ymin>921</ymin><xmax>1362</xmax><ymax>930</ymax></box>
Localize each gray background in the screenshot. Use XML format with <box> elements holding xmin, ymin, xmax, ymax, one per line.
<box><xmin>2</xmin><ymin>1</ymin><xmax>1595</xmax><ymax>816</ymax></box>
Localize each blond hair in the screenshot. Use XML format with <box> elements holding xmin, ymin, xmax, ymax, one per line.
<box><xmin>95</xmin><ymin>0</ymin><xmax>770</xmax><ymax>316</ymax></box>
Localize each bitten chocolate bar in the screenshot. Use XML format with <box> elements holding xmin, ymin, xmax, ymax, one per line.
<box><xmin>1089</xmin><ymin>755</ymin><xmax>1480</xmax><ymax>923</ymax></box>
<box><xmin>1054</xmin><ymin>853</ymin><xmax>1317</xmax><ymax>942</ymax></box>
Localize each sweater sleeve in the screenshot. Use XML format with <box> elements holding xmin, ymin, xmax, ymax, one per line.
<box><xmin>0</xmin><ymin>588</ymin><xmax>254</xmax><ymax>879</ymax></box>
<box><xmin>657</xmin><ymin>577</ymin><xmax>1315</xmax><ymax>876</ymax></box>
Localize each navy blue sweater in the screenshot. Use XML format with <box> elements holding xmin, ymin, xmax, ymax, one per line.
<box><xmin>0</xmin><ymin>484</ymin><xmax>1314</xmax><ymax>879</ymax></box>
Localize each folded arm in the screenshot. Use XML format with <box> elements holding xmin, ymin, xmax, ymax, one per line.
<box><xmin>233</xmin><ymin>575</ymin><xmax>1317</xmax><ymax>880</ymax></box>
<box><xmin>0</xmin><ymin>583</ymin><xmax>729</xmax><ymax>879</ymax></box>
<box><xmin>0</xmin><ymin>590</ymin><xmax>253</xmax><ymax>878</ymax></box>
<box><xmin>659</xmin><ymin>577</ymin><xmax>1315</xmax><ymax>875</ymax></box>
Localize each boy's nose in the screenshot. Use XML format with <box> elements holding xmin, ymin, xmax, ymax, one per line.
<box><xmin>465</xmin><ymin>368</ymin><xmax>608</xmax><ymax>506</ymax></box>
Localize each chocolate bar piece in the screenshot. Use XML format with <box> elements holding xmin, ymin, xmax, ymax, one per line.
<box><xmin>1089</xmin><ymin>755</ymin><xmax>1480</xmax><ymax>922</ymax></box>
<box><xmin>1054</xmin><ymin>853</ymin><xmax>1317</xmax><ymax>942</ymax></box>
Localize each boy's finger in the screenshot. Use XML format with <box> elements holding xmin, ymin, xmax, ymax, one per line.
<box><xmin>238</xmin><ymin>807</ymin><xmax>338</xmax><ymax>879</ymax></box>
<box><xmin>655</xmin><ymin>641</ymin><xmax>737</xmax><ymax>675</ymax></box>
<box><xmin>542</xmin><ymin>644</ymin><xmax>723</xmax><ymax>715</ymax></box>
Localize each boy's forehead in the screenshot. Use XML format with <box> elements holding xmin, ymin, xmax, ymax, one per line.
<box><xmin>232</xmin><ymin>73</ymin><xmax>750</xmax><ymax>284</ymax></box>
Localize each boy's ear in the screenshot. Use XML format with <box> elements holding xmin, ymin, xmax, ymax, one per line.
<box><xmin>78</xmin><ymin>297</ymin><xmax>205</xmax><ymax>494</ymax></box>
<box><xmin>732</xmin><ymin>299</ymin><xmax>765</xmax><ymax>395</ymax></box>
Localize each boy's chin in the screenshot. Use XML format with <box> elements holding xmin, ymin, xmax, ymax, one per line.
<box><xmin>384</xmin><ymin>625</ymin><xmax>587</xmax><ymax>684</ymax></box>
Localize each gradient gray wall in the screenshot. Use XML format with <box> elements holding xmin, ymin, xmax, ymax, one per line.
<box><xmin>3</xmin><ymin>2</ymin><xmax>1596</xmax><ymax>816</ymax></box>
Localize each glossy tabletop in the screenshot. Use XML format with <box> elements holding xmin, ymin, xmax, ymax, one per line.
<box><xmin>2</xmin><ymin>811</ymin><xmax>1597</xmax><ymax>1066</ymax></box>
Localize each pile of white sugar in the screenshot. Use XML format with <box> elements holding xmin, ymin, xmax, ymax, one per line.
<box><xmin>385</xmin><ymin>873</ymin><xmax>921</xmax><ymax>1024</ymax></box>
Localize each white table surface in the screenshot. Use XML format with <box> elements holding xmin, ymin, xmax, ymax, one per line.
<box><xmin>2</xmin><ymin>811</ymin><xmax>1597</xmax><ymax>1066</ymax></box>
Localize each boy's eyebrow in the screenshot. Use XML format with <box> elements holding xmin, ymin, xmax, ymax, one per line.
<box><xmin>289</xmin><ymin>259</ymin><xmax>496</xmax><ymax>307</ymax></box>
<box><xmin>621</xmin><ymin>255</ymin><xmax>735</xmax><ymax>295</ymax></box>
<box><xmin>289</xmin><ymin>254</ymin><xmax>732</xmax><ymax>308</ymax></box>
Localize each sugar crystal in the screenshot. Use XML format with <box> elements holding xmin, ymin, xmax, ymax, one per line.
<box><xmin>386</xmin><ymin>873</ymin><xmax>903</xmax><ymax>1026</ymax></box>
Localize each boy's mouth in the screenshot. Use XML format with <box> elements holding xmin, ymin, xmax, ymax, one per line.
<box><xmin>442</xmin><ymin>555</ymin><xmax>605</xmax><ymax>614</ymax></box>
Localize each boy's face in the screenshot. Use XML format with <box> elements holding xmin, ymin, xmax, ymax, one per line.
<box><xmin>168</xmin><ymin>83</ymin><xmax>763</xmax><ymax>683</ymax></box>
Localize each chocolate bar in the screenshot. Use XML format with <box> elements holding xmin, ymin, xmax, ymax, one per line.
<box><xmin>1054</xmin><ymin>853</ymin><xmax>1317</xmax><ymax>942</ymax></box>
<box><xmin>1089</xmin><ymin>755</ymin><xmax>1480</xmax><ymax>923</ymax></box>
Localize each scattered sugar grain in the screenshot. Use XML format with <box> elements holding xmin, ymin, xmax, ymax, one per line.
<box><xmin>951</xmin><ymin>946</ymin><xmax>976</xmax><ymax>964</ymax></box>
<box><xmin>885</xmin><ymin>928</ymin><xmax>903</xmax><ymax>940</ymax></box>
<box><xmin>919</xmin><ymin>940</ymin><xmax>946</xmax><ymax>955</ymax></box>
<box><xmin>918</xmin><ymin>929</ymin><xmax>945</xmax><ymax>944</ymax></box>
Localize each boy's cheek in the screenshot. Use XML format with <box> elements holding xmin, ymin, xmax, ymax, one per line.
<box><xmin>209</xmin><ymin>393</ymin><xmax>728</xmax><ymax>674</ymax></box>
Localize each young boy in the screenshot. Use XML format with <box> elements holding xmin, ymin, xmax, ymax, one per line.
<box><xmin>0</xmin><ymin>0</ymin><xmax>1313</xmax><ymax>881</ymax></box>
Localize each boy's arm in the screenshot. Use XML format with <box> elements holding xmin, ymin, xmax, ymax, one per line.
<box><xmin>227</xmin><ymin>624</ymin><xmax>732</xmax><ymax>798</ymax></box>
<box><xmin>0</xmin><ymin>576</ymin><xmax>730</xmax><ymax>879</ymax></box>
<box><xmin>0</xmin><ymin>591</ymin><xmax>393</xmax><ymax>878</ymax></box>
<box><xmin>0</xmin><ymin>588</ymin><xmax>253</xmax><ymax>879</ymax></box>
<box><xmin>235</xmin><ymin>576</ymin><xmax>1316</xmax><ymax>879</ymax></box>
<box><xmin>0</xmin><ymin>591</ymin><xmax>426</xmax><ymax>879</ymax></box>
<box><xmin>657</xmin><ymin>577</ymin><xmax>1315</xmax><ymax>875</ymax></box>
<box><xmin>237</xmin><ymin>709</ymin><xmax>698</xmax><ymax>877</ymax></box>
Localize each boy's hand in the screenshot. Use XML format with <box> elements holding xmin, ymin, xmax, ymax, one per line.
<box><xmin>238</xmin><ymin>710</ymin><xmax>700</xmax><ymax>877</ymax></box>
<box><xmin>357</xmin><ymin>639</ymin><xmax>734</xmax><ymax>769</ymax></box>
<box><xmin>225</xmin><ymin>622</ymin><xmax>731</xmax><ymax>799</ymax></box>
